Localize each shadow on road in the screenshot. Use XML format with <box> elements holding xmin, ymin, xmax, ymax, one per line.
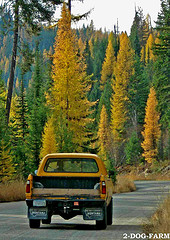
<box><xmin>40</xmin><ymin>223</ymin><xmax>141</xmax><ymax>231</ymax></box>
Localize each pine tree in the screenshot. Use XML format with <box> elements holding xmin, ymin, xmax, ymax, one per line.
<box><xmin>141</xmin><ymin>87</ymin><xmax>161</xmax><ymax>164</ymax></box>
<box><xmin>153</xmin><ymin>0</ymin><xmax>170</xmax><ymax>160</ymax></box>
<box><xmin>47</xmin><ymin>4</ymin><xmax>93</xmax><ymax>151</ymax></box>
<box><xmin>40</xmin><ymin>117</ymin><xmax>57</xmax><ymax>159</ymax></box>
<box><xmin>153</xmin><ymin>0</ymin><xmax>170</xmax><ymax>128</ymax></box>
<box><xmin>128</xmin><ymin>55</ymin><xmax>149</xmax><ymax>129</ymax></box>
<box><xmin>0</xmin><ymin>72</ymin><xmax>14</xmax><ymax>182</ymax></box>
<box><xmin>83</xmin><ymin>40</ymin><xmax>93</xmax><ymax>76</ymax></box>
<box><xmin>130</xmin><ymin>9</ymin><xmax>142</xmax><ymax>56</ymax></box>
<box><xmin>111</xmin><ymin>32</ymin><xmax>134</xmax><ymax>164</ymax></box>
<box><xmin>125</xmin><ymin>131</ymin><xmax>142</xmax><ymax>165</ymax></box>
<box><xmin>27</xmin><ymin>44</ymin><xmax>47</xmax><ymax>169</ymax></box>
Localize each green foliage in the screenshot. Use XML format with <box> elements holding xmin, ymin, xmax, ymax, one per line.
<box><xmin>153</xmin><ymin>0</ymin><xmax>170</xmax><ymax>129</ymax></box>
<box><xmin>128</xmin><ymin>55</ymin><xmax>149</xmax><ymax>126</ymax></box>
<box><xmin>125</xmin><ymin>131</ymin><xmax>142</xmax><ymax>164</ymax></box>
<box><xmin>27</xmin><ymin>44</ymin><xmax>47</xmax><ymax>169</ymax></box>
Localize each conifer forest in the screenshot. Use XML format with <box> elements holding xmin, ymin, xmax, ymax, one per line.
<box><xmin>0</xmin><ymin>0</ymin><xmax>169</xmax><ymax>181</ymax></box>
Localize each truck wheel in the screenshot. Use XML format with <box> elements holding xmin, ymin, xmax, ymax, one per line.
<box><xmin>29</xmin><ymin>219</ymin><xmax>40</xmax><ymax>228</ymax></box>
<box><xmin>96</xmin><ymin>205</ymin><xmax>107</xmax><ymax>230</ymax></box>
<box><xmin>107</xmin><ymin>197</ymin><xmax>113</xmax><ymax>225</ymax></box>
<box><xmin>42</xmin><ymin>217</ymin><xmax>51</xmax><ymax>224</ymax></box>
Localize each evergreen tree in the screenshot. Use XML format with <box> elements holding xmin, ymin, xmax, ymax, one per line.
<box><xmin>128</xmin><ymin>55</ymin><xmax>149</xmax><ymax>129</ymax></box>
<box><xmin>27</xmin><ymin>44</ymin><xmax>47</xmax><ymax>169</ymax></box>
<box><xmin>0</xmin><ymin>72</ymin><xmax>14</xmax><ymax>182</ymax></box>
<box><xmin>141</xmin><ymin>87</ymin><xmax>161</xmax><ymax>164</ymax></box>
<box><xmin>130</xmin><ymin>9</ymin><xmax>142</xmax><ymax>56</ymax></box>
<box><xmin>153</xmin><ymin>0</ymin><xmax>170</xmax><ymax>159</ymax></box>
<box><xmin>125</xmin><ymin>131</ymin><xmax>142</xmax><ymax>165</ymax></box>
<box><xmin>83</xmin><ymin>39</ymin><xmax>93</xmax><ymax>76</ymax></box>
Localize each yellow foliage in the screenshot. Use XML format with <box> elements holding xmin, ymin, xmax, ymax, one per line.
<box><xmin>145</xmin><ymin>33</ymin><xmax>155</xmax><ymax>63</ymax></box>
<box><xmin>100</xmin><ymin>38</ymin><xmax>116</xmax><ymax>89</ymax></box>
<box><xmin>98</xmin><ymin>105</ymin><xmax>110</xmax><ymax>168</ymax></box>
<box><xmin>47</xmin><ymin>4</ymin><xmax>93</xmax><ymax>148</ymax></box>
<box><xmin>40</xmin><ymin>117</ymin><xmax>57</xmax><ymax>159</ymax></box>
<box><xmin>111</xmin><ymin>32</ymin><xmax>134</xmax><ymax>143</ymax></box>
<box><xmin>141</xmin><ymin>87</ymin><xmax>161</xmax><ymax>164</ymax></box>
<box><xmin>78</xmin><ymin>37</ymin><xmax>85</xmax><ymax>55</ymax></box>
<box><xmin>0</xmin><ymin>141</ymin><xmax>15</xmax><ymax>183</ymax></box>
<box><xmin>141</xmin><ymin>46</ymin><xmax>145</xmax><ymax>62</ymax></box>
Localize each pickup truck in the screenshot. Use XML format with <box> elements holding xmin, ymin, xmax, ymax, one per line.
<box><xmin>26</xmin><ymin>153</ymin><xmax>114</xmax><ymax>230</ymax></box>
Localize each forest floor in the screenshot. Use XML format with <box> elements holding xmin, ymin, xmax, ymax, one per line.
<box><xmin>116</xmin><ymin>160</ymin><xmax>170</xmax><ymax>181</ymax></box>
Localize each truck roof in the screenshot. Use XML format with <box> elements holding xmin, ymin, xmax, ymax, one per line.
<box><xmin>44</xmin><ymin>153</ymin><xmax>100</xmax><ymax>158</ymax></box>
<box><xmin>37</xmin><ymin>153</ymin><xmax>108</xmax><ymax>177</ymax></box>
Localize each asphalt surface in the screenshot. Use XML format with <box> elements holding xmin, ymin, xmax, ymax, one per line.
<box><xmin>0</xmin><ymin>181</ymin><xmax>170</xmax><ymax>240</ymax></box>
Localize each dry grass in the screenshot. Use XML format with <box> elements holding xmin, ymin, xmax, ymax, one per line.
<box><xmin>143</xmin><ymin>196</ymin><xmax>170</xmax><ymax>239</ymax></box>
<box><xmin>0</xmin><ymin>181</ymin><xmax>26</xmax><ymax>202</ymax></box>
<box><xmin>119</xmin><ymin>173</ymin><xmax>170</xmax><ymax>181</ymax></box>
<box><xmin>113</xmin><ymin>175</ymin><xmax>136</xmax><ymax>193</ymax></box>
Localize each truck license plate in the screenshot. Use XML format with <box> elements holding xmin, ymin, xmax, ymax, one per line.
<box><xmin>33</xmin><ymin>200</ymin><xmax>46</xmax><ymax>207</ymax></box>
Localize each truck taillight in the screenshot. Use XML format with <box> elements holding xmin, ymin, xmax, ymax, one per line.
<box><xmin>26</xmin><ymin>180</ymin><xmax>30</xmax><ymax>193</ymax></box>
<box><xmin>102</xmin><ymin>181</ymin><xmax>106</xmax><ymax>194</ymax></box>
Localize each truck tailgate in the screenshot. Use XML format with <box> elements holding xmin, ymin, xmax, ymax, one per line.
<box><xmin>32</xmin><ymin>176</ymin><xmax>100</xmax><ymax>199</ymax></box>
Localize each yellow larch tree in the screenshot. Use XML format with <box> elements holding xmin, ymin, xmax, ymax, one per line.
<box><xmin>40</xmin><ymin>116</ymin><xmax>57</xmax><ymax>159</ymax></box>
<box><xmin>145</xmin><ymin>33</ymin><xmax>155</xmax><ymax>63</ymax></box>
<box><xmin>47</xmin><ymin>3</ymin><xmax>93</xmax><ymax>151</ymax></box>
<box><xmin>141</xmin><ymin>87</ymin><xmax>161</xmax><ymax>164</ymax></box>
<box><xmin>111</xmin><ymin>32</ymin><xmax>134</xmax><ymax>164</ymax></box>
<box><xmin>98</xmin><ymin>105</ymin><xmax>111</xmax><ymax>169</ymax></box>
<box><xmin>78</xmin><ymin>37</ymin><xmax>85</xmax><ymax>56</ymax></box>
<box><xmin>100</xmin><ymin>37</ymin><xmax>116</xmax><ymax>89</ymax></box>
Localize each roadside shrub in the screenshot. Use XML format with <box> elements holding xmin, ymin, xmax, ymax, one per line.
<box><xmin>143</xmin><ymin>196</ymin><xmax>170</xmax><ymax>238</ymax></box>
<box><xmin>0</xmin><ymin>180</ymin><xmax>25</xmax><ymax>202</ymax></box>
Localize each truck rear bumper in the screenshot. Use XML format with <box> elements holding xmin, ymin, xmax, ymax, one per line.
<box><xmin>26</xmin><ymin>199</ymin><xmax>105</xmax><ymax>221</ymax></box>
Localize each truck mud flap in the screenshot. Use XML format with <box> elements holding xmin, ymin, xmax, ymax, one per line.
<box><xmin>83</xmin><ymin>208</ymin><xmax>104</xmax><ymax>220</ymax></box>
<box><xmin>28</xmin><ymin>207</ymin><xmax>48</xmax><ymax>220</ymax></box>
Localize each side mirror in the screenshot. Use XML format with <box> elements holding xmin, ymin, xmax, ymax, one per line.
<box><xmin>34</xmin><ymin>170</ymin><xmax>38</xmax><ymax>175</ymax></box>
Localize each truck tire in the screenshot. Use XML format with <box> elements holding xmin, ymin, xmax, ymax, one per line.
<box><xmin>29</xmin><ymin>219</ymin><xmax>40</xmax><ymax>228</ymax></box>
<box><xmin>107</xmin><ymin>197</ymin><xmax>113</xmax><ymax>225</ymax></box>
<box><xmin>96</xmin><ymin>205</ymin><xmax>107</xmax><ymax>230</ymax></box>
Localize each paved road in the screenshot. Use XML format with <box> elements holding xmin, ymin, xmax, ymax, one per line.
<box><xmin>0</xmin><ymin>181</ymin><xmax>170</xmax><ymax>240</ymax></box>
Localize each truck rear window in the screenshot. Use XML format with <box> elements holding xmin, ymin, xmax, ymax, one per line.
<box><xmin>44</xmin><ymin>158</ymin><xmax>99</xmax><ymax>173</ymax></box>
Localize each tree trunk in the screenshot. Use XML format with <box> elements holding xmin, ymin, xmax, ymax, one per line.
<box><xmin>68</xmin><ymin>0</ymin><xmax>71</xmax><ymax>13</ymax></box>
<box><xmin>6</xmin><ymin>0</ymin><xmax>19</xmax><ymax>124</ymax></box>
